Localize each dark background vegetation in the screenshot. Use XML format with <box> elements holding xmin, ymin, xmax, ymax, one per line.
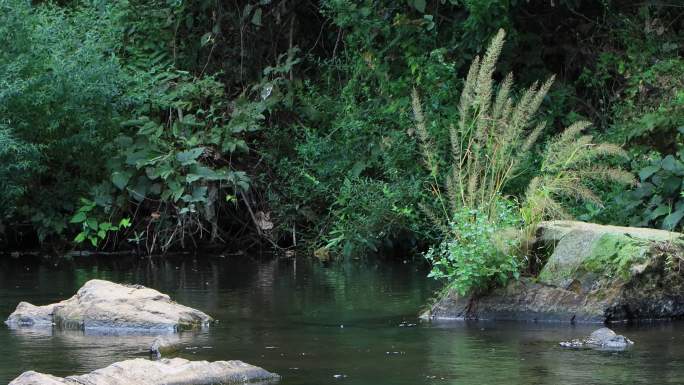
<box><xmin>1</xmin><ymin>0</ymin><xmax>683</xmax><ymax>259</ymax></box>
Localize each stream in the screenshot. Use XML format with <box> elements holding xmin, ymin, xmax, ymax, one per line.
<box><xmin>1</xmin><ymin>254</ymin><xmax>684</xmax><ymax>384</ymax></box>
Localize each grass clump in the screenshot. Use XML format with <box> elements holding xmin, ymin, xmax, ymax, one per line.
<box><xmin>413</xmin><ymin>29</ymin><xmax>633</xmax><ymax>295</ymax></box>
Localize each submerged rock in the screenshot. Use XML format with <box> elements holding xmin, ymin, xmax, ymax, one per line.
<box><xmin>149</xmin><ymin>335</ymin><xmax>182</xmax><ymax>358</ymax></box>
<box><xmin>560</xmin><ymin>327</ymin><xmax>634</xmax><ymax>350</ymax></box>
<box><xmin>424</xmin><ymin>221</ymin><xmax>684</xmax><ymax>323</ymax></box>
<box><xmin>5</xmin><ymin>279</ymin><xmax>212</xmax><ymax>331</ymax></box>
<box><xmin>8</xmin><ymin>357</ymin><xmax>279</xmax><ymax>385</ymax></box>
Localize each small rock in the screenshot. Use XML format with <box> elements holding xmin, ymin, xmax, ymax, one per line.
<box><xmin>149</xmin><ymin>336</ymin><xmax>182</xmax><ymax>359</ymax></box>
<box><xmin>560</xmin><ymin>327</ymin><xmax>634</xmax><ymax>351</ymax></box>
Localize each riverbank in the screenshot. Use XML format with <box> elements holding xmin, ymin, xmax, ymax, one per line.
<box><xmin>425</xmin><ymin>221</ymin><xmax>684</xmax><ymax>323</ymax></box>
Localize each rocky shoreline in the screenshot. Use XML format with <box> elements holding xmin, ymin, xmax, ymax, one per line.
<box><xmin>423</xmin><ymin>221</ymin><xmax>684</xmax><ymax>323</ymax></box>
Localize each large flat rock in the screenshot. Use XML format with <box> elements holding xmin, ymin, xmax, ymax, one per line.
<box><xmin>424</xmin><ymin>221</ymin><xmax>684</xmax><ymax>323</ymax></box>
<box><xmin>537</xmin><ymin>220</ymin><xmax>682</xmax><ymax>287</ymax></box>
<box><xmin>5</xmin><ymin>279</ymin><xmax>212</xmax><ymax>331</ymax></box>
<box><xmin>8</xmin><ymin>358</ymin><xmax>279</xmax><ymax>385</ymax></box>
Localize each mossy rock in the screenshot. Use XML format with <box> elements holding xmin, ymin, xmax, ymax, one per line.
<box><xmin>538</xmin><ymin>221</ymin><xmax>681</xmax><ymax>287</ymax></box>
<box><xmin>425</xmin><ymin>221</ymin><xmax>684</xmax><ymax>323</ymax></box>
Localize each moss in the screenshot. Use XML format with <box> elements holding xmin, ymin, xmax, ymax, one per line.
<box><xmin>581</xmin><ymin>233</ymin><xmax>650</xmax><ymax>280</ymax></box>
<box><xmin>538</xmin><ymin>258</ymin><xmax>574</xmax><ymax>284</ymax></box>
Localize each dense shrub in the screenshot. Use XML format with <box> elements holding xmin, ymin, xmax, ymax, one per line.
<box><xmin>0</xmin><ymin>0</ymin><xmax>128</xmax><ymax>240</ymax></box>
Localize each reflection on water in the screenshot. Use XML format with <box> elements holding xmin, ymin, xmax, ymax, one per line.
<box><xmin>1</xmin><ymin>255</ymin><xmax>684</xmax><ymax>384</ymax></box>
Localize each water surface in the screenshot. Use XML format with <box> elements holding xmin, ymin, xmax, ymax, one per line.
<box><xmin>1</xmin><ymin>255</ymin><xmax>683</xmax><ymax>384</ymax></box>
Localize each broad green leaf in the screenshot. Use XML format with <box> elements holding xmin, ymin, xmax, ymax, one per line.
<box><xmin>662</xmin><ymin>209</ymin><xmax>684</xmax><ymax>230</ymax></box>
<box><xmin>97</xmin><ymin>229</ymin><xmax>107</xmax><ymax>239</ymax></box>
<box><xmin>126</xmin><ymin>149</ymin><xmax>151</xmax><ymax>166</ymax></box>
<box><xmin>200</xmin><ymin>32</ymin><xmax>212</xmax><ymax>47</ymax></box>
<box><xmin>129</xmin><ymin>176</ymin><xmax>151</xmax><ymax>202</ymax></box>
<box><xmin>149</xmin><ymin>183</ymin><xmax>162</xmax><ymax>195</ymax></box>
<box><xmin>414</xmin><ymin>0</ymin><xmax>426</xmax><ymax>13</ymax></box>
<box><xmin>638</xmin><ymin>165</ymin><xmax>660</xmax><ymax>181</ymax></box>
<box><xmin>251</xmin><ymin>8</ymin><xmax>262</xmax><ymax>26</ymax></box>
<box><xmin>662</xmin><ymin>155</ymin><xmax>677</xmax><ymax>172</ymax></box>
<box><xmin>70</xmin><ymin>212</ymin><xmax>86</xmax><ymax>223</ymax></box>
<box><xmin>175</xmin><ymin>147</ymin><xmax>205</xmax><ymax>165</ymax></box>
<box><xmin>74</xmin><ymin>232</ymin><xmax>86</xmax><ymax>243</ymax></box>
<box><xmin>663</xmin><ymin>176</ymin><xmax>682</xmax><ymax>195</ymax></box>
<box><xmin>111</xmin><ymin>171</ymin><xmax>131</xmax><ymax>190</ymax></box>
<box><xmin>86</xmin><ymin>218</ymin><xmax>98</xmax><ymax>230</ymax></box>
<box><xmin>649</xmin><ymin>205</ymin><xmax>670</xmax><ymax>220</ymax></box>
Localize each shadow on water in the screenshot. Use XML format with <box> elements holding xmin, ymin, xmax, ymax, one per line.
<box><xmin>1</xmin><ymin>254</ymin><xmax>684</xmax><ymax>384</ymax></box>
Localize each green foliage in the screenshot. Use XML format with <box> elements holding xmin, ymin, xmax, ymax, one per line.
<box><xmin>269</xmin><ymin>0</ymin><xmax>468</xmax><ymax>256</ymax></box>
<box><xmin>70</xmin><ymin>199</ymin><xmax>131</xmax><ymax>248</ymax></box>
<box><xmin>618</xmin><ymin>152</ymin><xmax>684</xmax><ymax>231</ymax></box>
<box><xmin>412</xmin><ymin>29</ymin><xmax>632</xmax><ymax>293</ymax></box>
<box><xmin>0</xmin><ymin>128</ymin><xmax>38</xmax><ymax>220</ymax></box>
<box><xmin>325</xmin><ymin>178</ymin><xmax>424</xmax><ymax>257</ymax></box>
<box><xmin>0</xmin><ymin>0</ymin><xmax>681</xmax><ymax>261</ymax></box>
<box><xmin>414</xmin><ymin>29</ymin><xmax>554</xmax><ymax>220</ymax></box>
<box><xmin>425</xmin><ymin>199</ymin><xmax>521</xmax><ymax>295</ymax></box>
<box><xmin>0</xmin><ymin>0</ymin><xmax>128</xmax><ymax>240</ymax></box>
<box><xmin>109</xmin><ymin>72</ymin><xmax>268</xmax><ymax>252</ymax></box>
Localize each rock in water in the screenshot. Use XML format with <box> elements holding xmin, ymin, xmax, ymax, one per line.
<box><xmin>8</xmin><ymin>358</ymin><xmax>280</xmax><ymax>385</ymax></box>
<box><xmin>4</xmin><ymin>302</ymin><xmax>58</xmax><ymax>327</ymax></box>
<box><xmin>5</xmin><ymin>279</ymin><xmax>213</xmax><ymax>331</ymax></box>
<box><xmin>560</xmin><ymin>327</ymin><xmax>634</xmax><ymax>350</ymax></box>
<box><xmin>424</xmin><ymin>221</ymin><xmax>684</xmax><ymax>323</ymax></box>
<box><xmin>149</xmin><ymin>335</ymin><xmax>182</xmax><ymax>358</ymax></box>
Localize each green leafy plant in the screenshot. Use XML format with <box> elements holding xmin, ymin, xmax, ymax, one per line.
<box><xmin>108</xmin><ymin>72</ymin><xmax>270</xmax><ymax>252</ymax></box>
<box><xmin>619</xmin><ymin>152</ymin><xmax>684</xmax><ymax>231</ymax></box>
<box><xmin>70</xmin><ymin>199</ymin><xmax>131</xmax><ymax>247</ymax></box>
<box><xmin>0</xmin><ymin>0</ymin><xmax>129</xmax><ymax>240</ymax></box>
<box><xmin>425</xmin><ymin>199</ymin><xmax>521</xmax><ymax>295</ymax></box>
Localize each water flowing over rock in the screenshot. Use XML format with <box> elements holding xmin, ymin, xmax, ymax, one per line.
<box><xmin>5</xmin><ymin>279</ymin><xmax>213</xmax><ymax>331</ymax></box>
<box><xmin>424</xmin><ymin>221</ymin><xmax>684</xmax><ymax>323</ymax></box>
<box><xmin>8</xmin><ymin>358</ymin><xmax>279</xmax><ymax>385</ymax></box>
<box><xmin>560</xmin><ymin>327</ymin><xmax>634</xmax><ymax>350</ymax></box>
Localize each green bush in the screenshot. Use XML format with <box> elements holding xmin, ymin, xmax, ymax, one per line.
<box><xmin>618</xmin><ymin>151</ymin><xmax>684</xmax><ymax>231</ymax></box>
<box><xmin>0</xmin><ymin>0</ymin><xmax>128</xmax><ymax>240</ymax></box>
<box><xmin>0</xmin><ymin>128</ymin><xmax>38</xmax><ymax>220</ymax></box>
<box><xmin>104</xmin><ymin>72</ymin><xmax>271</xmax><ymax>252</ymax></box>
<box><xmin>425</xmin><ymin>199</ymin><xmax>521</xmax><ymax>295</ymax></box>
